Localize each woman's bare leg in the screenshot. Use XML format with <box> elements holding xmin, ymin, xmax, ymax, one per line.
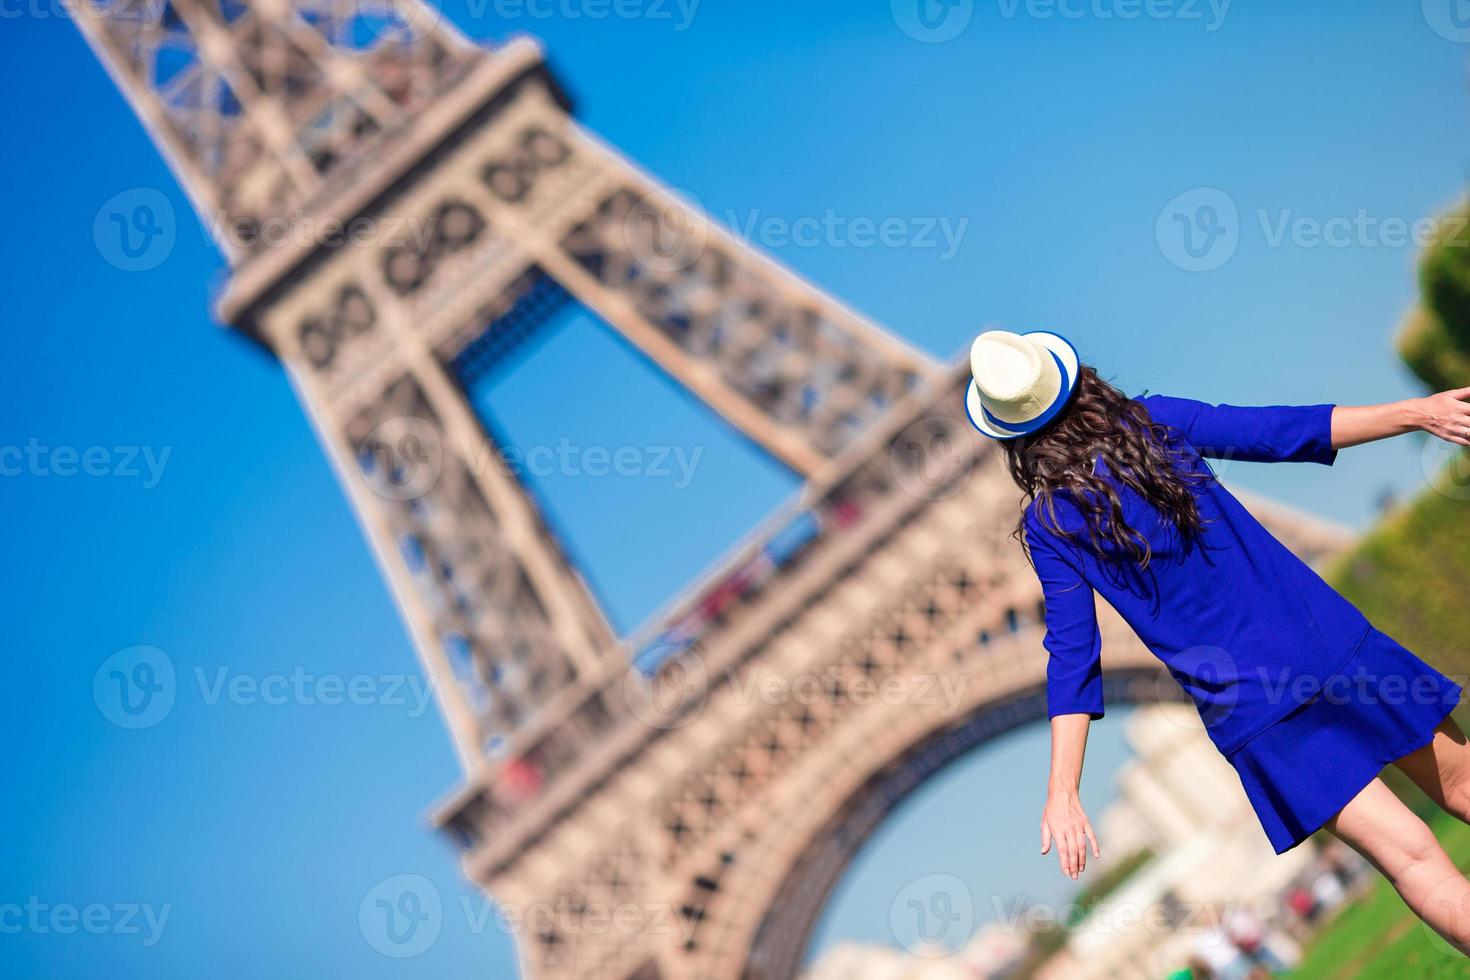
<box><xmin>1393</xmin><ymin>718</ymin><xmax>1470</xmax><ymax>823</ymax></box>
<box><xmin>1324</xmin><ymin>777</ymin><xmax>1470</xmax><ymax>954</ymax></box>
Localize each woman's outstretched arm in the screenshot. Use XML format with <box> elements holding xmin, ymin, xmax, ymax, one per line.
<box><xmin>1332</xmin><ymin>387</ymin><xmax>1470</xmax><ymax>449</ymax></box>
<box><xmin>1042</xmin><ymin>712</ymin><xmax>1099</xmax><ymax>880</ymax></box>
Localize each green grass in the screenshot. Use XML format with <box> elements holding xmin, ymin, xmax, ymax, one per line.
<box><xmin>1292</xmin><ymin>812</ymin><xmax>1470</xmax><ymax>979</ymax></box>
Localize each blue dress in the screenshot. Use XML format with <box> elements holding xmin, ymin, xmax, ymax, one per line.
<box><xmin>1028</xmin><ymin>394</ymin><xmax>1462</xmax><ymax>852</ymax></box>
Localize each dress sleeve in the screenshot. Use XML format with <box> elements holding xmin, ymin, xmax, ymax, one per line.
<box><xmin>1027</xmin><ymin>514</ymin><xmax>1105</xmax><ymax>720</ymax></box>
<box><xmin>1138</xmin><ymin>394</ymin><xmax>1338</xmax><ymax>465</ymax></box>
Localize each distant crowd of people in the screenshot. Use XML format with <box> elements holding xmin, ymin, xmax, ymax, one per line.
<box><xmin>1166</xmin><ymin>844</ymin><xmax>1370</xmax><ymax>980</ymax></box>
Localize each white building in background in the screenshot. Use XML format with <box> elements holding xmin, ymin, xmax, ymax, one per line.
<box><xmin>803</xmin><ymin>942</ymin><xmax>967</xmax><ymax>980</ymax></box>
<box><xmin>1035</xmin><ymin>703</ymin><xmax>1316</xmax><ymax>980</ymax></box>
<box><xmin>805</xmin><ymin>922</ymin><xmax>1027</xmax><ymax>980</ymax></box>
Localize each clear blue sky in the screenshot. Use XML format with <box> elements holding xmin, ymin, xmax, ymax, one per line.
<box><xmin>3</xmin><ymin>2</ymin><xmax>1467</xmax><ymax>977</ymax></box>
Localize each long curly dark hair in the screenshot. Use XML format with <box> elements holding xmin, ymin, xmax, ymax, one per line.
<box><xmin>1001</xmin><ymin>366</ymin><xmax>1210</xmax><ymax>567</ymax></box>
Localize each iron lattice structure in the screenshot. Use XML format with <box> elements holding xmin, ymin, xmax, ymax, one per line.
<box><xmin>74</xmin><ymin>5</ymin><xmax>1353</xmax><ymax>977</ymax></box>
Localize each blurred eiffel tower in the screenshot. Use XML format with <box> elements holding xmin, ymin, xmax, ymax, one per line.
<box><xmin>73</xmin><ymin>4</ymin><xmax>1352</xmax><ymax>976</ymax></box>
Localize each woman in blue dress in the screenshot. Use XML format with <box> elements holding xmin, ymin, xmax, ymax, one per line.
<box><xmin>964</xmin><ymin>328</ymin><xmax>1470</xmax><ymax>951</ymax></box>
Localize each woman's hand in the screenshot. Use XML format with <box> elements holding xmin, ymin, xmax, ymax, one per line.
<box><xmin>1414</xmin><ymin>387</ymin><xmax>1470</xmax><ymax>446</ymax></box>
<box><xmin>1041</xmin><ymin>789</ymin><xmax>1099</xmax><ymax>881</ymax></box>
<box><xmin>1044</xmin><ymin>713</ymin><xmax>1097</xmax><ymax>880</ymax></box>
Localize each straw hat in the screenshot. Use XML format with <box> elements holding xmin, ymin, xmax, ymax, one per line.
<box><xmin>964</xmin><ymin>330</ymin><xmax>1080</xmax><ymax>439</ymax></box>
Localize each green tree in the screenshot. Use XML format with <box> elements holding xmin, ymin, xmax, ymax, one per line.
<box><xmin>1398</xmin><ymin>202</ymin><xmax>1470</xmax><ymax>389</ymax></box>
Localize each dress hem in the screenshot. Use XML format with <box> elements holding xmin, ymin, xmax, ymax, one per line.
<box><xmin>1267</xmin><ymin>695</ymin><xmax>1461</xmax><ymax>855</ymax></box>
